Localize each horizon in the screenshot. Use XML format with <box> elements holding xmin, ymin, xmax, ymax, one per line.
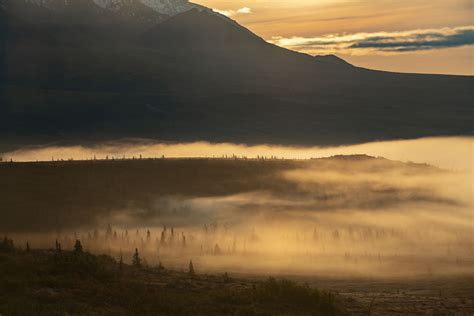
<box><xmin>2</xmin><ymin>137</ymin><xmax>472</xmax><ymax>171</ymax></box>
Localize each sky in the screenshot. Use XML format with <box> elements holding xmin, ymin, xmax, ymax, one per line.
<box><xmin>194</xmin><ymin>0</ymin><xmax>474</xmax><ymax>75</ymax></box>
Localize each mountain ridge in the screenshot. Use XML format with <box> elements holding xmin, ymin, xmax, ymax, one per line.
<box><xmin>0</xmin><ymin>1</ymin><xmax>472</xmax><ymax>151</ymax></box>
<box><xmin>1</xmin><ymin>0</ymin><xmax>208</xmax><ymax>16</ymax></box>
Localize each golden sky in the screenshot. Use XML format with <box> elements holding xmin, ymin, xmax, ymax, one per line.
<box><xmin>195</xmin><ymin>0</ymin><xmax>473</xmax><ymax>75</ymax></box>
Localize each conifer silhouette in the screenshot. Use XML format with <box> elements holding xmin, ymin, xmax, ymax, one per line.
<box><xmin>214</xmin><ymin>243</ymin><xmax>221</xmax><ymax>255</ymax></box>
<box><xmin>106</xmin><ymin>224</ymin><xmax>113</xmax><ymax>238</ymax></box>
<box><xmin>132</xmin><ymin>248</ymin><xmax>141</xmax><ymax>267</ymax></box>
<box><xmin>74</xmin><ymin>240</ymin><xmax>83</xmax><ymax>253</ymax></box>
<box><xmin>189</xmin><ymin>260</ymin><xmax>195</xmax><ymax>276</ymax></box>
<box><xmin>55</xmin><ymin>239</ymin><xmax>62</xmax><ymax>253</ymax></box>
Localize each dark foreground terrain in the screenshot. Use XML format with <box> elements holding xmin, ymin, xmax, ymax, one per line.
<box><xmin>1</xmin><ymin>238</ymin><xmax>473</xmax><ymax>315</ymax></box>
<box><xmin>291</xmin><ymin>276</ymin><xmax>474</xmax><ymax>315</ymax></box>
<box><xmin>0</xmin><ymin>238</ymin><xmax>346</xmax><ymax>315</ymax></box>
<box><xmin>1</xmin><ymin>157</ymin><xmax>473</xmax><ymax>315</ymax></box>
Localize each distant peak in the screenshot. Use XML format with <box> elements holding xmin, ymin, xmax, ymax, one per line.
<box><xmin>1</xmin><ymin>0</ymin><xmax>209</xmax><ymax>16</ymax></box>
<box><xmin>314</xmin><ymin>54</ymin><xmax>352</xmax><ymax>67</ymax></box>
<box><xmin>94</xmin><ymin>0</ymin><xmax>206</xmax><ymax>16</ymax></box>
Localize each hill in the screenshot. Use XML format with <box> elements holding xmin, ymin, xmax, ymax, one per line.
<box><xmin>0</xmin><ymin>155</ymin><xmax>445</xmax><ymax>233</ymax></box>
<box><xmin>0</xmin><ymin>240</ymin><xmax>346</xmax><ymax>315</ymax></box>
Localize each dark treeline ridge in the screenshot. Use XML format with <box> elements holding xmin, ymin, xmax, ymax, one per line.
<box><xmin>0</xmin><ymin>156</ymin><xmax>439</xmax><ymax>233</ymax></box>
<box><xmin>0</xmin><ymin>158</ymin><xmax>302</xmax><ymax>232</ymax></box>
<box><xmin>0</xmin><ymin>236</ymin><xmax>347</xmax><ymax>315</ymax></box>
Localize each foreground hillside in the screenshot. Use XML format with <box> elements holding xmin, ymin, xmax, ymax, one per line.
<box><xmin>1</xmin><ymin>238</ymin><xmax>473</xmax><ymax>315</ymax></box>
<box><xmin>1</xmin><ymin>156</ymin><xmax>473</xmax><ymax>314</ymax></box>
<box><xmin>0</xmin><ymin>239</ymin><xmax>346</xmax><ymax>315</ymax></box>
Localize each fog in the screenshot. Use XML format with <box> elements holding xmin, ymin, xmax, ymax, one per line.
<box><xmin>3</xmin><ymin>136</ymin><xmax>473</xmax><ymax>170</ymax></box>
<box><xmin>5</xmin><ymin>137</ymin><xmax>473</xmax><ymax>279</ymax></box>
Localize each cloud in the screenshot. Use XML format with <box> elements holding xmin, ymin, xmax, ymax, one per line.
<box><xmin>237</xmin><ymin>7</ymin><xmax>252</xmax><ymax>14</ymax></box>
<box><xmin>213</xmin><ymin>7</ymin><xmax>252</xmax><ymax>17</ymax></box>
<box><xmin>269</xmin><ymin>26</ymin><xmax>474</xmax><ymax>56</ymax></box>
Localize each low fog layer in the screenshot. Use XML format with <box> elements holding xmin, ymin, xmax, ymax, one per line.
<box><xmin>4</xmin><ymin>142</ymin><xmax>473</xmax><ymax>278</ymax></box>
<box><xmin>3</xmin><ymin>136</ymin><xmax>473</xmax><ymax>170</ymax></box>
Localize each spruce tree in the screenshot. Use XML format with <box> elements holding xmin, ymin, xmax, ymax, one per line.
<box><xmin>132</xmin><ymin>248</ymin><xmax>141</xmax><ymax>267</ymax></box>
<box><xmin>106</xmin><ymin>224</ymin><xmax>113</xmax><ymax>238</ymax></box>
<box><xmin>160</xmin><ymin>231</ymin><xmax>166</xmax><ymax>245</ymax></box>
<box><xmin>189</xmin><ymin>260</ymin><xmax>195</xmax><ymax>276</ymax></box>
<box><xmin>54</xmin><ymin>239</ymin><xmax>62</xmax><ymax>254</ymax></box>
<box><xmin>214</xmin><ymin>243</ymin><xmax>221</xmax><ymax>255</ymax></box>
<box><xmin>74</xmin><ymin>240</ymin><xmax>83</xmax><ymax>253</ymax></box>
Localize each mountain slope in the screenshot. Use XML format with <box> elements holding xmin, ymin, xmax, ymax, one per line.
<box><xmin>0</xmin><ymin>2</ymin><xmax>472</xmax><ymax>151</ymax></box>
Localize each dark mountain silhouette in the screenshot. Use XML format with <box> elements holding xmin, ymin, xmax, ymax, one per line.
<box><xmin>0</xmin><ymin>1</ymin><xmax>472</xmax><ymax>152</ymax></box>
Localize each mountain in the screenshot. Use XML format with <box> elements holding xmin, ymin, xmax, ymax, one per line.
<box><xmin>2</xmin><ymin>0</ymin><xmax>207</xmax><ymax>16</ymax></box>
<box><xmin>0</xmin><ymin>0</ymin><xmax>472</xmax><ymax>151</ymax></box>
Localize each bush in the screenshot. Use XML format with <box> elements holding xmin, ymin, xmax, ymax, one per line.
<box><xmin>0</xmin><ymin>237</ymin><xmax>15</xmax><ymax>253</ymax></box>
<box><xmin>48</xmin><ymin>251</ymin><xmax>116</xmax><ymax>280</ymax></box>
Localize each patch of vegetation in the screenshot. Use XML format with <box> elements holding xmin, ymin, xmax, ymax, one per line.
<box><xmin>0</xmin><ymin>237</ymin><xmax>347</xmax><ymax>315</ymax></box>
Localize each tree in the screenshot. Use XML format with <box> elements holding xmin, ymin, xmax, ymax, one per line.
<box><xmin>214</xmin><ymin>243</ymin><xmax>221</xmax><ymax>255</ymax></box>
<box><xmin>74</xmin><ymin>240</ymin><xmax>83</xmax><ymax>253</ymax></box>
<box><xmin>132</xmin><ymin>248</ymin><xmax>141</xmax><ymax>267</ymax></box>
<box><xmin>106</xmin><ymin>224</ymin><xmax>113</xmax><ymax>238</ymax></box>
<box><xmin>26</xmin><ymin>241</ymin><xmax>30</xmax><ymax>252</ymax></box>
<box><xmin>188</xmin><ymin>260</ymin><xmax>195</xmax><ymax>276</ymax></box>
<box><xmin>223</xmin><ymin>272</ymin><xmax>230</xmax><ymax>283</ymax></box>
<box><xmin>182</xmin><ymin>233</ymin><xmax>186</xmax><ymax>248</ymax></box>
<box><xmin>0</xmin><ymin>236</ymin><xmax>15</xmax><ymax>252</ymax></box>
<box><xmin>55</xmin><ymin>239</ymin><xmax>62</xmax><ymax>253</ymax></box>
<box><xmin>160</xmin><ymin>231</ymin><xmax>166</xmax><ymax>245</ymax></box>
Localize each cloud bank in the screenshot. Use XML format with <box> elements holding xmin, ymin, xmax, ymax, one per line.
<box><xmin>8</xmin><ymin>154</ymin><xmax>473</xmax><ymax>277</ymax></box>
<box><xmin>3</xmin><ymin>137</ymin><xmax>472</xmax><ymax>171</ymax></box>
<box><xmin>269</xmin><ymin>26</ymin><xmax>474</xmax><ymax>55</ymax></box>
<box><xmin>213</xmin><ymin>6</ymin><xmax>252</xmax><ymax>17</ymax></box>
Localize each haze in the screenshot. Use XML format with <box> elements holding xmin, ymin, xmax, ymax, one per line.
<box><xmin>5</xmin><ymin>136</ymin><xmax>473</xmax><ymax>171</ymax></box>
